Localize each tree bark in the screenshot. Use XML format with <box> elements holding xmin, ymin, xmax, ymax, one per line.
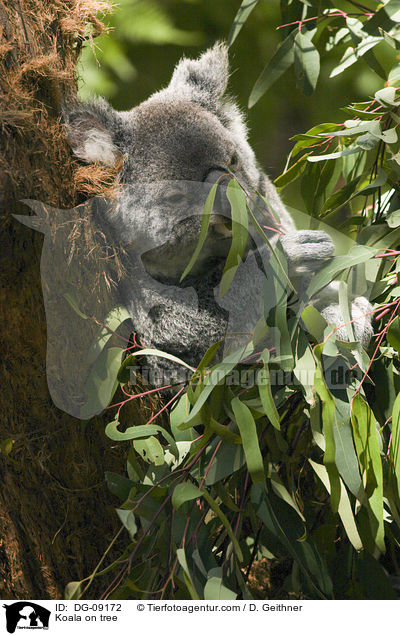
<box><xmin>0</xmin><ymin>0</ymin><xmax>155</xmax><ymax>599</ymax></box>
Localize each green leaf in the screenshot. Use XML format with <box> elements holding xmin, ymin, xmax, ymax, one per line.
<box><xmin>290</xmin><ymin>123</ymin><xmax>341</xmax><ymax>158</ymax></box>
<box><xmin>258</xmin><ymin>349</ymin><xmax>280</xmax><ymax>429</ymax></box>
<box><xmin>65</xmin><ymin>581</ymin><xmax>82</xmax><ymax>600</ymax></box>
<box><xmin>294</xmin><ymin>31</ymin><xmax>320</xmax><ymax>95</ymax></box>
<box><xmin>351</xmin><ymin>394</ymin><xmax>385</xmax><ymax>553</ymax></box>
<box><xmin>215</xmin><ymin>482</ymin><xmax>240</xmax><ymax>512</ymax></box>
<box><xmin>270</xmin><ymin>472</ymin><xmax>305</xmax><ymax>521</ymax></box>
<box><xmin>80</xmin><ymin>347</ymin><xmax>123</xmax><ymax>419</ymax></box>
<box><xmin>219</xmin><ymin>180</ymin><xmax>249</xmax><ymax>297</ymax></box>
<box><xmin>309</xmin><ymin>459</ymin><xmax>363</xmax><ymax>551</ymax></box>
<box><xmin>170</xmin><ymin>394</ymin><xmax>193</xmax><ymax>442</ymax></box>
<box><xmin>387</xmin><ymin>316</ymin><xmax>400</xmax><ymax>351</ymax></box>
<box><xmin>134</xmin><ymin>436</ymin><xmax>165</xmax><ymax>466</ymax></box>
<box><xmin>375</xmin><ymin>86</ymin><xmax>398</xmax><ymax>106</ymax></box>
<box><xmin>320</xmin><ymin>120</ymin><xmax>381</xmax><ymax>138</ymax></box>
<box><xmin>180</xmin><ymin>182</ymin><xmax>218</xmax><ymax>281</ymax></box>
<box><xmin>389</xmin><ymin>392</ymin><xmax>400</xmax><ymax>504</ymax></box>
<box><xmin>293</xmin><ymin>329</ymin><xmax>316</xmax><ymax>404</ymax></box>
<box><xmin>389</xmin><ymin>64</ymin><xmax>400</xmax><ymax>82</ymax></box>
<box><xmin>204</xmin><ymin>440</ymin><xmax>246</xmax><ymax>486</ymax></box>
<box><xmin>314</xmin><ymin>366</ymin><xmax>341</xmax><ymax>513</ymax></box>
<box><xmin>191</xmin><ymin>341</ymin><xmax>222</xmax><ymax>380</ymax></box>
<box><xmin>0</xmin><ymin>438</ymin><xmax>13</xmax><ymax>456</ymax></box>
<box><xmin>172</xmin><ymin>482</ymin><xmax>201</xmax><ymax>509</ymax></box>
<box><xmin>249</xmin><ymin>30</ymin><xmax>296</xmax><ymax>108</ymax></box>
<box><xmin>106</xmin><ymin>420</ymin><xmax>178</xmax><ymax>460</ymax></box>
<box><xmin>362</xmin><ymin>49</ymin><xmax>386</xmax><ymax>79</ymax></box>
<box><xmin>386</xmin><ymin>209</ymin><xmax>400</xmax><ymax>228</ymax></box>
<box><xmin>63</xmin><ymin>289</ymin><xmax>89</xmax><ymax>320</ymax></box>
<box><xmin>330</xmin><ymin>47</ymin><xmax>358</xmax><ymax>78</ymax></box>
<box><xmin>379</xmin><ymin>27</ymin><xmax>400</xmax><ymax>50</ymax></box>
<box><xmin>365</xmin><ymin>0</ymin><xmax>400</xmax><ymax>36</ymax></box>
<box><xmin>231</xmin><ymin>397</ymin><xmax>264</xmax><ymax>483</ymax></box>
<box><xmin>208</xmin><ymin>417</ymin><xmax>242</xmax><ymax>444</ymax></box>
<box><xmin>116</xmin><ymin>509</ymin><xmax>137</xmax><ymax>539</ymax></box>
<box><xmin>331</xmin><ymin>386</ymin><xmax>362</xmax><ymax>498</ymax></box>
<box><xmin>87</xmin><ymin>305</ymin><xmax>131</xmax><ymax>365</ymax></box>
<box><xmin>341</xmin><ymin>106</ymin><xmax>384</xmax><ymax>120</ymax></box>
<box><xmin>267</xmin><ymin>240</ymin><xmax>294</xmax><ymax>371</ymax></box>
<box><xmin>330</xmin><ymin>37</ymin><xmax>383</xmax><ymax>78</ymax></box>
<box><xmin>306</xmin><ymin>245</ymin><xmax>377</xmax><ymax>299</ymax></box>
<box><xmin>252</xmin><ymin>483</ymin><xmax>333</xmax><ymax>598</ymax></box>
<box><xmin>308</xmin><ymin>146</ymin><xmax>362</xmax><ymax>162</ymax></box>
<box><xmin>356</xmin><ymin>133</ymin><xmax>379</xmax><ymax>150</ymax></box>
<box><xmin>201</xmin><ymin>489</ymin><xmax>243</xmax><ymax>561</ymax></box>
<box><xmin>204</xmin><ymin>576</ymin><xmax>237</xmax><ymax>600</ymax></box>
<box><xmin>228</xmin><ymin>0</ymin><xmax>259</xmax><ymax>45</ymax></box>
<box><xmin>380</xmin><ymin>128</ymin><xmax>398</xmax><ymax>143</ymax></box>
<box><xmin>246</xmin><ymin>206</ymin><xmax>294</xmax><ymax>292</ymax></box>
<box><xmin>106</xmin><ymin>421</ymin><xmax>163</xmax><ymax>440</ymax></box>
<box><xmin>301</xmin><ymin>305</ymin><xmax>327</xmax><ymax>342</ymax></box>
<box><xmin>356</xmin><ymin>169</ymin><xmax>387</xmax><ymax>197</ymax></box>
<box><xmin>355</xmin><ymin>552</ymin><xmax>397</xmax><ymax>599</ymax></box>
<box><xmin>274</xmin><ymin>153</ymin><xmax>310</xmax><ymax>189</ymax></box>
<box><xmin>118</xmin><ymin>347</ymin><xmax>195</xmax><ymax>383</ymax></box>
<box><xmin>184</xmin><ymin>342</ymin><xmax>254</xmax><ymax>426</ymax></box>
<box><xmin>301</xmin><ymin>159</ymin><xmax>339</xmax><ymax>216</ymax></box>
<box><xmin>105</xmin><ymin>472</ymin><xmax>135</xmax><ymax>500</ymax></box>
<box><xmin>176</xmin><ymin>549</ymin><xmax>200</xmax><ymax>600</ymax></box>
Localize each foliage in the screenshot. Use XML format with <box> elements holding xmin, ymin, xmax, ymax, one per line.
<box><xmin>77</xmin><ymin>0</ymin><xmax>202</xmax><ymax>99</ymax></box>
<box><xmin>69</xmin><ymin>0</ymin><xmax>400</xmax><ymax>600</ymax></box>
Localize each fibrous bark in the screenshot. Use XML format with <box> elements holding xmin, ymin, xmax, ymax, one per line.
<box><xmin>0</xmin><ymin>0</ymin><xmax>158</xmax><ymax>599</ymax></box>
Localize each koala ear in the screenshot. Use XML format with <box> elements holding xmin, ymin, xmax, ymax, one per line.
<box><xmin>166</xmin><ymin>42</ymin><xmax>229</xmax><ymax>110</ymax></box>
<box><xmin>63</xmin><ymin>98</ymin><xmax>123</xmax><ymax>167</ymax></box>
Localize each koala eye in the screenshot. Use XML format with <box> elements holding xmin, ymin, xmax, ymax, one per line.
<box><xmin>228</xmin><ymin>152</ymin><xmax>239</xmax><ymax>171</ymax></box>
<box><xmin>165</xmin><ymin>190</ymin><xmax>186</xmax><ymax>205</ymax></box>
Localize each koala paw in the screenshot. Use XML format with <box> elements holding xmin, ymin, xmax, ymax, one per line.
<box><xmin>320</xmin><ymin>296</ymin><xmax>373</xmax><ymax>348</ymax></box>
<box><xmin>280</xmin><ymin>230</ymin><xmax>335</xmax><ymax>276</ymax></box>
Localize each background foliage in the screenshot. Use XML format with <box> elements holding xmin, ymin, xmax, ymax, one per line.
<box><xmin>66</xmin><ymin>0</ymin><xmax>400</xmax><ymax>600</ymax></box>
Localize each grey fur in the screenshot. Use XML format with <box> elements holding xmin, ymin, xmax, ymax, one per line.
<box><xmin>64</xmin><ymin>43</ymin><xmax>373</xmax><ymax>379</ymax></box>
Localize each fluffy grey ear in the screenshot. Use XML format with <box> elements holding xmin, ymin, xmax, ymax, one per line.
<box><xmin>63</xmin><ymin>98</ymin><xmax>123</xmax><ymax>167</ymax></box>
<box><xmin>166</xmin><ymin>42</ymin><xmax>229</xmax><ymax>110</ymax></box>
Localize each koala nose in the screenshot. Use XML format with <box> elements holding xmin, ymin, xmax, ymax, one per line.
<box><xmin>204</xmin><ymin>169</ymin><xmax>230</xmax><ymax>185</ymax></box>
<box><xmin>209</xmin><ymin>213</ymin><xmax>232</xmax><ymax>238</ymax></box>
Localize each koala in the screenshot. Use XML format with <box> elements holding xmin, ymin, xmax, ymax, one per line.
<box><xmin>63</xmin><ymin>43</ymin><xmax>373</xmax><ymax>389</ymax></box>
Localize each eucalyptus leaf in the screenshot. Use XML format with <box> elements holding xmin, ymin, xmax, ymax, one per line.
<box><xmin>351</xmin><ymin>395</ymin><xmax>385</xmax><ymax>553</ymax></box>
<box><xmin>231</xmin><ymin>397</ymin><xmax>265</xmax><ymax>483</ymax></box>
<box><xmin>116</xmin><ymin>509</ymin><xmax>138</xmax><ymax>539</ymax></box>
<box><xmin>294</xmin><ymin>31</ymin><xmax>320</xmax><ymax>95</ymax></box>
<box><xmin>306</xmin><ymin>245</ymin><xmax>377</xmax><ymax>299</ymax></box>
<box><xmin>228</xmin><ymin>0</ymin><xmax>259</xmax><ymax>45</ymax></box>
<box><xmin>172</xmin><ymin>482</ymin><xmax>201</xmax><ymax>509</ymax></box>
<box><xmin>204</xmin><ymin>576</ymin><xmax>237</xmax><ymax>600</ymax></box>
<box><xmin>249</xmin><ymin>30</ymin><xmax>296</xmax><ymax>107</ymax></box>
<box><xmin>389</xmin><ymin>392</ymin><xmax>400</xmax><ymax>505</ymax></box>
<box><xmin>80</xmin><ymin>347</ymin><xmax>123</xmax><ymax>419</ymax></box>
<box><xmin>219</xmin><ymin>180</ymin><xmax>249</xmax><ymax>297</ymax></box>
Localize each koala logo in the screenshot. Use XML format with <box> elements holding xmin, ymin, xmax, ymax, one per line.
<box><xmin>3</xmin><ymin>602</ymin><xmax>50</xmax><ymax>633</ymax></box>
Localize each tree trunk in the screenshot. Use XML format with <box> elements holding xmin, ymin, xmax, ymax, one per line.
<box><xmin>0</xmin><ymin>0</ymin><xmax>157</xmax><ymax>599</ymax></box>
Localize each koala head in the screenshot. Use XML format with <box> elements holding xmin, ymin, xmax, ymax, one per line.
<box><xmin>64</xmin><ymin>44</ymin><xmax>270</xmax><ymax>283</ymax></box>
<box><xmin>65</xmin><ymin>43</ymin><xmax>260</xmax><ymax>188</ymax></box>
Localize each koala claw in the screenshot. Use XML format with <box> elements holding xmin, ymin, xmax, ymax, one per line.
<box><xmin>280</xmin><ymin>230</ymin><xmax>335</xmax><ymax>276</ymax></box>
<box><xmin>320</xmin><ymin>296</ymin><xmax>373</xmax><ymax>348</ymax></box>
